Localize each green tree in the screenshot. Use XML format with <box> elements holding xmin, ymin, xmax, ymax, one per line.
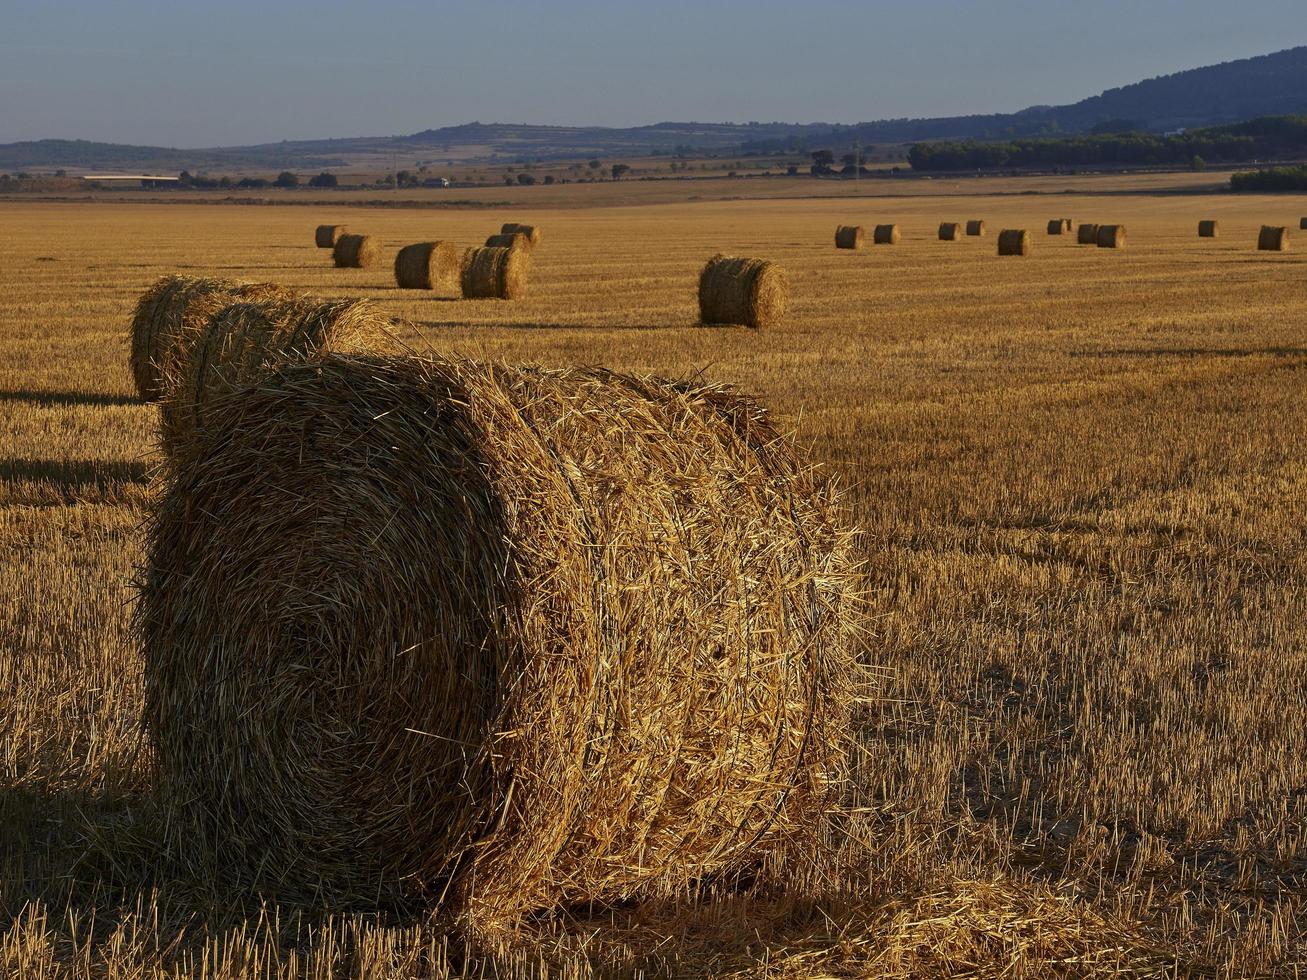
<box><xmin>274</xmin><ymin>171</ymin><xmax>299</xmax><ymax>188</ymax></box>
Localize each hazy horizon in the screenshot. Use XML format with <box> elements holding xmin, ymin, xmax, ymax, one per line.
<box><xmin>3</xmin><ymin>0</ymin><xmax>1305</xmax><ymax>147</ymax></box>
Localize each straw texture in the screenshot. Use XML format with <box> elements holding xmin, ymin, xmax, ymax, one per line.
<box><xmin>315</xmin><ymin>225</ymin><xmax>347</xmax><ymax>248</ymax></box>
<box><xmin>461</xmin><ymin>246</ymin><xmax>531</xmax><ymax>299</ymax></box>
<box><xmin>834</xmin><ymin>225</ymin><xmax>864</xmax><ymax>249</ymax></box>
<box><xmin>1096</xmin><ymin>225</ymin><xmax>1126</xmax><ymax>249</ymax></box>
<box><xmin>129</xmin><ymin>275</ymin><xmax>292</xmax><ymax>402</ymax></box>
<box><xmin>333</xmin><ymin>233</ymin><xmax>379</xmax><ymax>268</ymax></box>
<box><xmin>997</xmin><ymin>230</ymin><xmax>1031</xmax><ymax>256</ymax></box>
<box><xmin>698</xmin><ymin>255</ymin><xmax>788</xmax><ymax>329</ymax></box>
<box><xmin>138</xmin><ymin>352</ymin><xmax>862</xmax><ymax>928</ymax></box>
<box><xmin>157</xmin><ymin>297</ymin><xmax>411</xmax><ymax>463</ymax></box>
<box><xmin>394</xmin><ymin>241</ymin><xmax>468</xmax><ymax>292</ymax></box>
<box><xmin>1258</xmin><ymin>226</ymin><xmax>1289</xmax><ymax>251</ymax></box>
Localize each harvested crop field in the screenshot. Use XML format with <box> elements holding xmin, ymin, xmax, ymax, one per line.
<box><xmin>2</xmin><ymin>178</ymin><xmax>1306</xmax><ymax>977</ymax></box>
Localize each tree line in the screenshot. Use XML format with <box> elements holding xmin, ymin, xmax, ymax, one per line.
<box><xmin>907</xmin><ymin>116</ymin><xmax>1307</xmax><ymax>171</ymax></box>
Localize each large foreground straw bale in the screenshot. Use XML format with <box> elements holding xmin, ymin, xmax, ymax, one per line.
<box><xmin>484</xmin><ymin>232</ymin><xmax>532</xmax><ymax>250</ymax></box>
<box><xmin>1198</xmin><ymin>220</ymin><xmax>1220</xmax><ymax>238</ymax></box>
<box><xmin>1096</xmin><ymin>225</ymin><xmax>1126</xmax><ymax>249</ymax></box>
<box><xmin>873</xmin><ymin>224</ymin><xmax>900</xmax><ymax>245</ymax></box>
<box><xmin>157</xmin><ymin>297</ymin><xmax>409</xmax><ymax>462</ymax></box>
<box><xmin>315</xmin><ymin>224</ymin><xmax>347</xmax><ymax>248</ymax></box>
<box><xmin>1258</xmin><ymin>226</ymin><xmax>1289</xmax><ymax>251</ymax></box>
<box><xmin>997</xmin><ymin>229</ymin><xmax>1030</xmax><ymax>256</ymax></box>
<box><xmin>138</xmin><ymin>353</ymin><xmax>861</xmax><ymax>925</ymax></box>
<box><xmin>1077</xmin><ymin>223</ymin><xmax>1100</xmax><ymax>245</ymax></box>
<box><xmin>938</xmin><ymin>222</ymin><xmax>962</xmax><ymax>241</ymax></box>
<box><xmin>834</xmin><ymin>225</ymin><xmax>864</xmax><ymax>249</ymax></box>
<box><xmin>965</xmin><ymin>220</ymin><xmax>986</xmax><ymax>237</ymax></box>
<box><xmin>500</xmin><ymin>222</ymin><xmax>541</xmax><ymax>245</ymax></box>
<box><xmin>394</xmin><ymin>241</ymin><xmax>468</xmax><ymax>292</ymax></box>
<box><xmin>333</xmin><ymin>233</ymin><xmax>379</xmax><ymax>268</ymax></box>
<box><xmin>698</xmin><ymin>254</ymin><xmax>788</xmax><ymax>329</ymax></box>
<box><xmin>461</xmin><ymin>246</ymin><xmax>531</xmax><ymax>299</ymax></box>
<box><xmin>129</xmin><ymin>275</ymin><xmax>292</xmax><ymax>402</ymax></box>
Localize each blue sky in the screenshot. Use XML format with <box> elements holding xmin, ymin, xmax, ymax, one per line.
<box><xmin>1</xmin><ymin>0</ymin><xmax>1304</xmax><ymax>146</ymax></box>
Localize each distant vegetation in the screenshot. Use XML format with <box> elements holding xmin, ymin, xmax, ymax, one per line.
<box><xmin>908</xmin><ymin>116</ymin><xmax>1307</xmax><ymax>171</ymax></box>
<box><xmin>1230</xmin><ymin>165</ymin><xmax>1307</xmax><ymax>191</ymax></box>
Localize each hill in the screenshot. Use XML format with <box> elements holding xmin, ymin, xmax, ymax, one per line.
<box><xmin>3</xmin><ymin>46</ymin><xmax>1305</xmax><ymax>171</ymax></box>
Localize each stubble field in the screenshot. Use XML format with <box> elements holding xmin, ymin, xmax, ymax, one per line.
<box><xmin>1</xmin><ymin>181</ymin><xmax>1306</xmax><ymax>977</ymax></box>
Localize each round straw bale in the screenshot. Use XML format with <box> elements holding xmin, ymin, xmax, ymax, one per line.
<box><xmin>997</xmin><ymin>229</ymin><xmax>1031</xmax><ymax>256</ymax></box>
<box><xmin>698</xmin><ymin>254</ymin><xmax>788</xmax><ymax>329</ymax></box>
<box><xmin>938</xmin><ymin>222</ymin><xmax>962</xmax><ymax>241</ymax></box>
<box><xmin>1077</xmin><ymin>223</ymin><xmax>1100</xmax><ymax>245</ymax></box>
<box><xmin>484</xmin><ymin>232</ymin><xmax>532</xmax><ymax>250</ymax></box>
<box><xmin>1258</xmin><ymin>225</ymin><xmax>1289</xmax><ymax>251</ymax></box>
<box><xmin>315</xmin><ymin>224</ymin><xmax>347</xmax><ymax>248</ymax></box>
<box><xmin>333</xmin><ymin>233</ymin><xmax>380</xmax><ymax>268</ymax></box>
<box><xmin>1096</xmin><ymin>225</ymin><xmax>1126</xmax><ymax>249</ymax></box>
<box><xmin>1047</xmin><ymin>219</ymin><xmax>1065</xmax><ymax>235</ymax></box>
<box><xmin>129</xmin><ymin>275</ymin><xmax>293</xmax><ymax>402</ymax></box>
<box><xmin>834</xmin><ymin>225</ymin><xmax>864</xmax><ymax>249</ymax></box>
<box><xmin>873</xmin><ymin>224</ymin><xmax>900</xmax><ymax>245</ymax></box>
<box><xmin>138</xmin><ymin>353</ymin><xmax>861</xmax><ymax>921</ymax></box>
<box><xmin>1198</xmin><ymin>220</ymin><xmax>1219</xmax><ymax>238</ymax></box>
<box><xmin>965</xmin><ymin>220</ymin><xmax>986</xmax><ymax>237</ymax></box>
<box><xmin>157</xmin><ymin>297</ymin><xmax>412</xmax><ymax>463</ymax></box>
<box><xmin>461</xmin><ymin>245</ymin><xmax>532</xmax><ymax>299</ymax></box>
<box><xmin>500</xmin><ymin>222</ymin><xmax>541</xmax><ymax>245</ymax></box>
<box><xmin>394</xmin><ymin>241</ymin><xmax>468</xmax><ymax>292</ymax></box>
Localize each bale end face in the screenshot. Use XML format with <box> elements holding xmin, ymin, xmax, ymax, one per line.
<box><xmin>333</xmin><ymin>234</ymin><xmax>379</xmax><ymax>269</ymax></box>
<box><xmin>1096</xmin><ymin>225</ymin><xmax>1126</xmax><ymax>249</ymax></box>
<box><xmin>938</xmin><ymin>223</ymin><xmax>962</xmax><ymax>241</ymax></box>
<box><xmin>997</xmin><ymin>230</ymin><xmax>1031</xmax><ymax>256</ymax></box>
<box><xmin>834</xmin><ymin>225</ymin><xmax>864</xmax><ymax>249</ymax></box>
<box><xmin>1258</xmin><ymin>226</ymin><xmax>1289</xmax><ymax>251</ymax></box>
<box><xmin>698</xmin><ymin>254</ymin><xmax>788</xmax><ymax>329</ymax></box>
<box><xmin>872</xmin><ymin>224</ymin><xmax>900</xmax><ymax>245</ymax></box>
<box><xmin>315</xmin><ymin>225</ymin><xmax>347</xmax><ymax>248</ymax></box>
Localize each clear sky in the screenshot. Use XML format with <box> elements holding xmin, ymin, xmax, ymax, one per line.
<box><xmin>2</xmin><ymin>0</ymin><xmax>1304</xmax><ymax>147</ymax></box>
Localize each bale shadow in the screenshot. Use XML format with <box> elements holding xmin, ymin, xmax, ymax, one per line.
<box><xmin>0</xmin><ymin>389</ymin><xmax>140</xmax><ymax>408</ymax></box>
<box><xmin>0</xmin><ymin>458</ymin><xmax>150</xmax><ymax>505</ymax></box>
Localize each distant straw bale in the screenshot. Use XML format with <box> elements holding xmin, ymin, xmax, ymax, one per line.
<box><xmin>461</xmin><ymin>246</ymin><xmax>531</xmax><ymax>299</ymax></box>
<box><xmin>965</xmin><ymin>220</ymin><xmax>986</xmax><ymax>237</ymax></box>
<box><xmin>698</xmin><ymin>254</ymin><xmax>788</xmax><ymax>329</ymax></box>
<box><xmin>997</xmin><ymin>229</ymin><xmax>1031</xmax><ymax>256</ymax></box>
<box><xmin>129</xmin><ymin>275</ymin><xmax>292</xmax><ymax>402</ymax></box>
<box><xmin>1258</xmin><ymin>226</ymin><xmax>1289</xmax><ymax>251</ymax></box>
<box><xmin>485</xmin><ymin>232</ymin><xmax>532</xmax><ymax>250</ymax></box>
<box><xmin>1198</xmin><ymin>220</ymin><xmax>1219</xmax><ymax>238</ymax></box>
<box><xmin>333</xmin><ymin>233</ymin><xmax>379</xmax><ymax>268</ymax></box>
<box><xmin>938</xmin><ymin>222</ymin><xmax>962</xmax><ymax>241</ymax></box>
<box><xmin>1077</xmin><ymin>223</ymin><xmax>1100</xmax><ymax>245</ymax></box>
<box><xmin>315</xmin><ymin>225</ymin><xmax>347</xmax><ymax>248</ymax></box>
<box><xmin>873</xmin><ymin>224</ymin><xmax>900</xmax><ymax>245</ymax></box>
<box><xmin>138</xmin><ymin>352</ymin><xmax>862</xmax><ymax>923</ymax></box>
<box><xmin>394</xmin><ymin>242</ymin><xmax>469</xmax><ymax>292</ymax></box>
<box><xmin>1096</xmin><ymin>225</ymin><xmax>1126</xmax><ymax>249</ymax></box>
<box><xmin>500</xmin><ymin>223</ymin><xmax>541</xmax><ymax>245</ymax></box>
<box><xmin>158</xmin><ymin>297</ymin><xmax>410</xmax><ymax>462</ymax></box>
<box><xmin>835</xmin><ymin>225</ymin><xmax>864</xmax><ymax>249</ymax></box>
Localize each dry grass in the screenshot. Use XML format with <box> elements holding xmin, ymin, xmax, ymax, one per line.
<box><xmin>2</xmin><ymin>182</ymin><xmax>1307</xmax><ymax>976</ymax></box>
